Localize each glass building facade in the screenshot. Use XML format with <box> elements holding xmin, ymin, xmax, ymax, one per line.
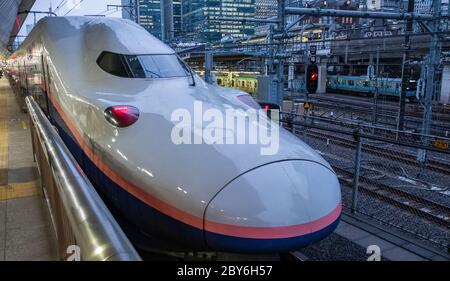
<box><xmin>182</xmin><ymin>0</ymin><xmax>256</xmax><ymax>43</ymax></box>
<box><xmin>122</xmin><ymin>0</ymin><xmax>182</xmax><ymax>41</ymax></box>
<box><xmin>173</xmin><ymin>0</ymin><xmax>182</xmax><ymax>38</ymax></box>
<box><xmin>255</xmin><ymin>0</ymin><xmax>278</xmax><ymax>20</ymax></box>
<box><xmin>139</xmin><ymin>0</ymin><xmax>163</xmax><ymax>38</ymax></box>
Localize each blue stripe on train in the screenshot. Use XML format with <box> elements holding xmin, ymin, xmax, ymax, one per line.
<box><xmin>48</xmin><ymin>101</ymin><xmax>340</xmax><ymax>253</ymax></box>
<box><xmin>206</xmin><ymin>217</ymin><xmax>340</xmax><ymax>253</ymax></box>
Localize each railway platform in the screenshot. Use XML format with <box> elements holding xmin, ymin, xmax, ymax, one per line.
<box><xmin>334</xmin><ymin>212</ymin><xmax>449</xmax><ymax>261</ymax></box>
<box><xmin>0</xmin><ymin>78</ymin><xmax>57</xmax><ymax>260</ymax></box>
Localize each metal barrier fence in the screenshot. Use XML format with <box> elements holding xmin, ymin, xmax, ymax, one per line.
<box><xmin>282</xmin><ymin>110</ymin><xmax>450</xmax><ymax>253</ymax></box>
<box><xmin>26</xmin><ymin>96</ymin><xmax>141</xmax><ymax>261</ymax></box>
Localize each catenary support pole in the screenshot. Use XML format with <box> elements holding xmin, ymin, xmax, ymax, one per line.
<box><xmin>351</xmin><ymin>127</ymin><xmax>362</xmax><ymax>213</ymax></box>
<box><xmin>398</xmin><ymin>0</ymin><xmax>415</xmax><ymax>131</ymax></box>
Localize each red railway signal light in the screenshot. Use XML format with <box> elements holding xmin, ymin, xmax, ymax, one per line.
<box><xmin>306</xmin><ymin>64</ymin><xmax>319</xmax><ymax>94</ymax></box>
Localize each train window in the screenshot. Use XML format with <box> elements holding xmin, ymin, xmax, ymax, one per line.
<box><xmin>97</xmin><ymin>52</ymin><xmax>190</xmax><ymax>79</ymax></box>
<box><xmin>137</xmin><ymin>54</ymin><xmax>190</xmax><ymax>78</ymax></box>
<box><xmin>124</xmin><ymin>55</ymin><xmax>146</xmax><ymax>78</ymax></box>
<box><xmin>97</xmin><ymin>51</ymin><xmax>131</xmax><ymax>78</ymax></box>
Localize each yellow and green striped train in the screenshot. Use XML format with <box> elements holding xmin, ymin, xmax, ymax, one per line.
<box><xmin>214</xmin><ymin>71</ymin><xmax>259</xmax><ymax>95</ymax></box>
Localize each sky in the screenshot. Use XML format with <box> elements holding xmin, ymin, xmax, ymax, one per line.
<box><xmin>19</xmin><ymin>0</ymin><xmax>123</xmax><ymax>36</ymax></box>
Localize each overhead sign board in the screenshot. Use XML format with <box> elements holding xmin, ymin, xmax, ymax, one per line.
<box><xmin>364</xmin><ymin>30</ymin><xmax>393</xmax><ymax>38</ymax></box>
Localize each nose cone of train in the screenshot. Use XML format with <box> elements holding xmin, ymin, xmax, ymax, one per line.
<box><xmin>204</xmin><ymin>160</ymin><xmax>342</xmax><ymax>253</ymax></box>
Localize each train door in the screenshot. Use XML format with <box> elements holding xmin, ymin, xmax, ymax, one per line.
<box><xmin>40</xmin><ymin>55</ymin><xmax>50</xmax><ymax>116</ymax></box>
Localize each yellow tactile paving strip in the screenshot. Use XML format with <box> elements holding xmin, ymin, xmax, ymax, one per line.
<box><xmin>0</xmin><ymin>80</ymin><xmax>9</xmax><ymax>195</ymax></box>
<box><xmin>0</xmin><ymin>181</ymin><xmax>39</xmax><ymax>201</ymax></box>
<box><xmin>0</xmin><ymin>79</ymin><xmax>39</xmax><ymax>201</ymax></box>
<box><xmin>0</xmin><ymin>118</ymin><xmax>7</xmax><ymax>185</ymax></box>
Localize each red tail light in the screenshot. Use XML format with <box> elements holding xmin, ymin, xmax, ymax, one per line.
<box><xmin>104</xmin><ymin>105</ymin><xmax>140</xmax><ymax>127</ymax></box>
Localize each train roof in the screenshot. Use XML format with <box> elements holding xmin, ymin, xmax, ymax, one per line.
<box><xmin>15</xmin><ymin>16</ymin><xmax>174</xmax><ymax>56</ymax></box>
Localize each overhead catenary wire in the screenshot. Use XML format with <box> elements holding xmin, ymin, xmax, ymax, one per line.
<box><xmin>54</xmin><ymin>0</ymin><xmax>69</xmax><ymax>14</ymax></box>
<box><xmin>103</xmin><ymin>9</ymin><xmax>122</xmax><ymax>17</ymax></box>
<box><xmin>64</xmin><ymin>0</ymin><xmax>85</xmax><ymax>16</ymax></box>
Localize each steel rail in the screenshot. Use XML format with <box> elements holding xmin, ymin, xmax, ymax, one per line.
<box><xmin>335</xmin><ymin>167</ymin><xmax>450</xmax><ymax>228</ymax></box>
<box><xmin>281</xmin><ymin>116</ymin><xmax>450</xmax><ymax>155</ymax></box>
<box><xmin>306</xmin><ymin>130</ymin><xmax>450</xmax><ymax>175</ymax></box>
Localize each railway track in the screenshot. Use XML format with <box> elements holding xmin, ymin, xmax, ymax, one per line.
<box><xmin>310</xmin><ymin>100</ymin><xmax>450</xmax><ymax>134</ymax></box>
<box><xmin>289</xmin><ymin>126</ymin><xmax>450</xmax><ymax>228</ymax></box>
<box><xmin>310</xmin><ymin>92</ymin><xmax>450</xmax><ymax>119</ymax></box>
<box><xmin>334</xmin><ymin>166</ymin><xmax>450</xmax><ymax>229</ymax></box>
<box><xmin>311</xmin><ymin>93</ymin><xmax>450</xmax><ymax>118</ymax></box>
<box><xmin>314</xmin><ymin>100</ymin><xmax>450</xmax><ymax>124</ymax></box>
<box><xmin>306</xmin><ymin>130</ymin><xmax>450</xmax><ymax>175</ymax></box>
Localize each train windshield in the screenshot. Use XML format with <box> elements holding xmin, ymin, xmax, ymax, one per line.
<box><xmin>97</xmin><ymin>51</ymin><xmax>190</xmax><ymax>79</ymax></box>
<box><xmin>125</xmin><ymin>54</ymin><xmax>190</xmax><ymax>78</ymax></box>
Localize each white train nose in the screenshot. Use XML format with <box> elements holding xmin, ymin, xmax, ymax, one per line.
<box><xmin>204</xmin><ymin>160</ymin><xmax>342</xmax><ymax>253</ymax></box>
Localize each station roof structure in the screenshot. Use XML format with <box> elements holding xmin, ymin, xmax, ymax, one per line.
<box><xmin>0</xmin><ymin>0</ymin><xmax>36</xmax><ymax>56</ymax></box>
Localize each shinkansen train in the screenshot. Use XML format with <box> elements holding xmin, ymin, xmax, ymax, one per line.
<box><xmin>327</xmin><ymin>75</ymin><xmax>417</xmax><ymax>98</ymax></box>
<box><xmin>6</xmin><ymin>17</ymin><xmax>341</xmax><ymax>254</ymax></box>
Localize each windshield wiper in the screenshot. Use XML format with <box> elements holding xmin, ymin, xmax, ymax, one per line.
<box><xmin>144</xmin><ymin>69</ymin><xmax>162</xmax><ymax>78</ymax></box>
<box><xmin>178</xmin><ymin>58</ymin><xmax>195</xmax><ymax>87</ymax></box>
<box><xmin>188</xmin><ymin>69</ymin><xmax>196</xmax><ymax>87</ymax></box>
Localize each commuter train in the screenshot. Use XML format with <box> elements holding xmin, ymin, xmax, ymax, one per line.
<box><xmin>6</xmin><ymin>17</ymin><xmax>341</xmax><ymax>253</ymax></box>
<box><xmin>214</xmin><ymin>73</ymin><xmax>418</xmax><ymax>101</ymax></box>
<box><xmin>215</xmin><ymin>71</ymin><xmax>259</xmax><ymax>95</ymax></box>
<box><xmin>327</xmin><ymin>75</ymin><xmax>417</xmax><ymax>98</ymax></box>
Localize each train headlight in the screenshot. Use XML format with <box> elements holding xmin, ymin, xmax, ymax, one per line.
<box><xmin>104</xmin><ymin>105</ymin><xmax>140</xmax><ymax>128</ymax></box>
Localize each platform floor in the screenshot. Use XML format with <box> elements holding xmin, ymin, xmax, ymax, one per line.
<box><xmin>0</xmin><ymin>78</ymin><xmax>57</xmax><ymax>261</ymax></box>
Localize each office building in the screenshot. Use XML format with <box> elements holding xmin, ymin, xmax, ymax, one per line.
<box><xmin>182</xmin><ymin>0</ymin><xmax>256</xmax><ymax>43</ymax></box>
<box><xmin>121</xmin><ymin>0</ymin><xmax>182</xmax><ymax>41</ymax></box>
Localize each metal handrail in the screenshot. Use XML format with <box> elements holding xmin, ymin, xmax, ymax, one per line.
<box><xmin>26</xmin><ymin>96</ymin><xmax>141</xmax><ymax>261</ymax></box>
